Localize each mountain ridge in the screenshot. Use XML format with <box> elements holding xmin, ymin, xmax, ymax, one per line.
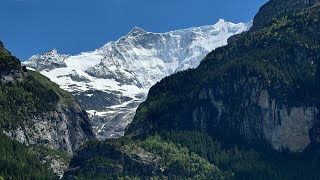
<box><xmin>25</xmin><ymin>19</ymin><xmax>252</xmax><ymax>140</ymax></box>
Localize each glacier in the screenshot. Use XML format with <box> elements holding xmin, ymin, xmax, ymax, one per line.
<box><xmin>24</xmin><ymin>19</ymin><xmax>252</xmax><ymax>140</ymax></box>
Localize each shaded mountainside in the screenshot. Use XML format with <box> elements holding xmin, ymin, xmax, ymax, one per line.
<box><xmin>0</xmin><ymin>42</ymin><xmax>95</xmax><ymax>177</ymax></box>
<box><xmin>126</xmin><ymin>4</ymin><xmax>320</xmax><ymax>152</ymax></box>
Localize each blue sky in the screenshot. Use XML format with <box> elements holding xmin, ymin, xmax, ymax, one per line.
<box><xmin>0</xmin><ymin>0</ymin><xmax>267</xmax><ymax>60</ymax></box>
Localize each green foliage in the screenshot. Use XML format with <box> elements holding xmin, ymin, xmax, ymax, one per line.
<box><xmin>0</xmin><ymin>45</ymin><xmax>20</xmax><ymax>70</ymax></box>
<box><xmin>252</xmin><ymin>0</ymin><xmax>320</xmax><ymax>30</ymax></box>
<box><xmin>66</xmin><ymin>136</ymin><xmax>230</xmax><ymax>179</ymax></box>
<box><xmin>0</xmin><ymin>133</ymin><xmax>55</xmax><ymax>179</ymax></box>
<box><xmin>0</xmin><ymin>43</ymin><xmax>78</xmax><ymax>179</ymax></box>
<box><xmin>0</xmin><ymin>44</ymin><xmax>78</xmax><ymax>131</ymax></box>
<box><xmin>31</xmin><ymin>144</ymin><xmax>71</xmax><ymax>165</ymax></box>
<box><xmin>201</xmin><ymin>6</ymin><xmax>320</xmax><ymax>104</ymax></box>
<box><xmin>65</xmin><ymin>138</ymin><xmax>133</xmax><ymax>179</ymax></box>
<box><xmin>0</xmin><ymin>70</ymin><xmax>79</xmax><ymax>131</ymax></box>
<box><xmin>0</xmin><ymin>73</ymin><xmax>59</xmax><ymax>129</ymax></box>
<box><xmin>28</xmin><ymin>70</ymin><xmax>78</xmax><ymax>105</ymax></box>
<box><xmin>159</xmin><ymin>131</ymin><xmax>320</xmax><ymax>180</ymax></box>
<box><xmin>67</xmin><ymin>130</ymin><xmax>320</xmax><ymax>179</ymax></box>
<box><xmin>139</xmin><ymin>135</ymin><xmax>230</xmax><ymax>179</ymax></box>
<box><xmin>0</xmin><ymin>42</ymin><xmax>78</xmax><ymax>131</ymax></box>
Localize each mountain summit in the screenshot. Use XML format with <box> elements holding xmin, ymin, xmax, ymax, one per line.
<box><xmin>27</xmin><ymin>48</ymin><xmax>69</xmax><ymax>71</ymax></box>
<box><xmin>47</xmin><ymin>48</ymin><xmax>58</xmax><ymax>56</ymax></box>
<box><xmin>128</xmin><ymin>26</ymin><xmax>147</xmax><ymax>36</ymax></box>
<box><xmin>25</xmin><ymin>20</ymin><xmax>252</xmax><ymax>139</ymax></box>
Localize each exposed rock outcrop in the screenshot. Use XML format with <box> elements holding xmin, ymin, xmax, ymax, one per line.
<box><xmin>0</xmin><ymin>41</ymin><xmax>95</xmax><ymax>177</ymax></box>
<box><xmin>191</xmin><ymin>79</ymin><xmax>318</xmax><ymax>152</ymax></box>
<box><xmin>3</xmin><ymin>102</ymin><xmax>94</xmax><ymax>155</ymax></box>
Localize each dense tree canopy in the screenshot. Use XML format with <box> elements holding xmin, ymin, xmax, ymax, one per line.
<box><xmin>0</xmin><ymin>133</ymin><xmax>55</xmax><ymax>179</ymax></box>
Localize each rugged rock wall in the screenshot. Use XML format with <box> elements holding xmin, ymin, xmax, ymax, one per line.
<box><xmin>0</xmin><ymin>60</ymin><xmax>94</xmax><ymax>155</ymax></box>
<box><xmin>192</xmin><ymin>78</ymin><xmax>318</xmax><ymax>152</ymax></box>
<box><xmin>0</xmin><ymin>69</ymin><xmax>24</xmax><ymax>83</ymax></box>
<box><xmin>3</xmin><ymin>102</ymin><xmax>94</xmax><ymax>155</ymax></box>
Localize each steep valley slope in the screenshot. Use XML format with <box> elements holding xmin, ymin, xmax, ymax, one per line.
<box><xmin>0</xmin><ymin>41</ymin><xmax>95</xmax><ymax>178</ymax></box>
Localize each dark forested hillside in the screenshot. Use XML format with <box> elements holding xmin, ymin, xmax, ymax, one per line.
<box><xmin>0</xmin><ymin>133</ymin><xmax>56</xmax><ymax>179</ymax></box>
<box><xmin>126</xmin><ymin>3</ymin><xmax>320</xmax><ymax>152</ymax></box>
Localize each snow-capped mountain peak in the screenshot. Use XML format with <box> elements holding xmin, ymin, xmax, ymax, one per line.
<box><xmin>47</xmin><ymin>48</ymin><xmax>59</xmax><ymax>56</ymax></box>
<box><xmin>25</xmin><ymin>19</ymin><xmax>252</xmax><ymax>139</ymax></box>
<box><xmin>26</xmin><ymin>49</ymin><xmax>69</xmax><ymax>71</ymax></box>
<box><xmin>128</xmin><ymin>26</ymin><xmax>147</xmax><ymax>36</ymax></box>
<box><xmin>214</xmin><ymin>18</ymin><xmax>227</xmax><ymax>28</ymax></box>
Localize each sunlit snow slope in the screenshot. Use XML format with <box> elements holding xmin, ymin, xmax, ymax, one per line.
<box><xmin>25</xmin><ymin>19</ymin><xmax>252</xmax><ymax>140</ymax></box>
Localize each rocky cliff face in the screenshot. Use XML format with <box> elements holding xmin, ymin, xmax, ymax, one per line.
<box><xmin>0</xmin><ymin>68</ymin><xmax>24</xmax><ymax>84</ymax></box>
<box><xmin>27</xmin><ymin>48</ymin><xmax>69</xmax><ymax>71</ymax></box>
<box><xmin>127</xmin><ymin>76</ymin><xmax>319</xmax><ymax>152</ymax></box>
<box><xmin>192</xmin><ymin>78</ymin><xmax>318</xmax><ymax>152</ymax></box>
<box><xmin>3</xmin><ymin>102</ymin><xmax>94</xmax><ymax>155</ymax></box>
<box><xmin>0</xmin><ymin>63</ymin><xmax>95</xmax><ymax>156</ymax></box>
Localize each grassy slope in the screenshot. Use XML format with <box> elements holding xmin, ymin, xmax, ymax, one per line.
<box><xmin>28</xmin><ymin>70</ymin><xmax>78</xmax><ymax>106</ymax></box>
